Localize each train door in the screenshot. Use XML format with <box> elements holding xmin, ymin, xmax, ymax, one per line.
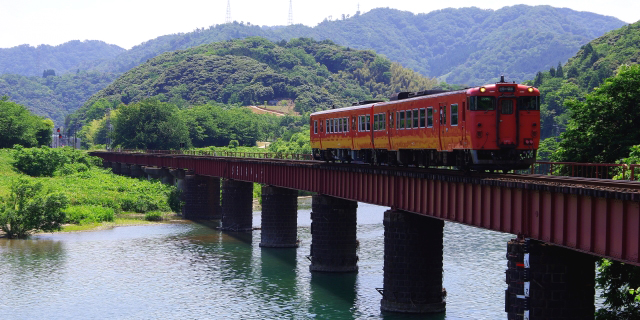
<box><xmin>437</xmin><ymin>103</ymin><xmax>446</xmax><ymax>151</ymax></box>
<box><xmin>497</xmin><ymin>98</ymin><xmax>517</xmax><ymax>146</ymax></box>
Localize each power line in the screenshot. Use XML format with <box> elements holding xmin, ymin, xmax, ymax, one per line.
<box><xmin>288</xmin><ymin>0</ymin><xmax>293</xmax><ymax>25</ymax></box>
<box><xmin>226</xmin><ymin>0</ymin><xmax>232</xmax><ymax>24</ymax></box>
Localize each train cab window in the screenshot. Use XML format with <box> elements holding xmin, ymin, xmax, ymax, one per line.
<box><xmin>413</xmin><ymin>109</ymin><xmax>419</xmax><ymax>128</ymax></box>
<box><xmin>470</xmin><ymin>96</ymin><xmax>496</xmax><ymax>111</ymax></box>
<box><xmin>501</xmin><ymin>100</ymin><xmax>514</xmax><ymax>114</ymax></box>
<box><xmin>427</xmin><ymin>108</ymin><xmax>433</xmax><ymax>127</ymax></box>
<box><xmin>380</xmin><ymin>113</ymin><xmax>386</xmax><ymax>130</ymax></box>
<box><xmin>518</xmin><ymin>96</ymin><xmax>540</xmax><ymax>111</ymax></box>
<box><xmin>451</xmin><ymin>104</ymin><xmax>459</xmax><ymax>126</ymax></box>
<box><xmin>366</xmin><ymin>115</ymin><xmax>371</xmax><ymax>131</ymax></box>
<box><xmin>314</xmin><ymin>120</ymin><xmax>318</xmax><ymax>134</ymax></box>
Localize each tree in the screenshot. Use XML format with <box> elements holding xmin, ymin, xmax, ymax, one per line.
<box><xmin>595</xmin><ymin>259</ymin><xmax>640</xmax><ymax>319</ymax></box>
<box><xmin>556</xmin><ymin>62</ymin><xmax>564</xmax><ymax>78</ymax></box>
<box><xmin>0</xmin><ymin>98</ymin><xmax>53</xmax><ymax>148</ymax></box>
<box><xmin>554</xmin><ymin>64</ymin><xmax>640</xmax><ymax>163</ymax></box>
<box><xmin>111</xmin><ymin>99</ymin><xmax>190</xmax><ymax>150</ymax></box>
<box><xmin>0</xmin><ymin>177</ymin><xmax>69</xmax><ymax>239</ymax></box>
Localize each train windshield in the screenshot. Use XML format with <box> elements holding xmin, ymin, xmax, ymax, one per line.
<box><xmin>469</xmin><ymin>96</ymin><xmax>496</xmax><ymax>111</ymax></box>
<box><xmin>518</xmin><ymin>96</ymin><xmax>540</xmax><ymax>111</ymax></box>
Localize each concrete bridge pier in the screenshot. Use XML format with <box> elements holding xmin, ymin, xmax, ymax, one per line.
<box><xmin>260</xmin><ymin>186</ymin><xmax>298</xmax><ymax>248</ymax></box>
<box><xmin>130</xmin><ymin>165</ymin><xmax>146</xmax><ymax>178</ymax></box>
<box><xmin>381</xmin><ymin>209</ymin><xmax>446</xmax><ymax>313</ymax></box>
<box><xmin>221</xmin><ymin>179</ymin><xmax>254</xmax><ymax>232</ymax></box>
<box><xmin>309</xmin><ymin>195</ymin><xmax>358</xmax><ymax>272</ymax></box>
<box><xmin>119</xmin><ymin>163</ymin><xmax>131</xmax><ymax>176</ymax></box>
<box><xmin>170</xmin><ymin>169</ymin><xmax>186</xmax><ymax>191</ymax></box>
<box><xmin>506</xmin><ymin>239</ymin><xmax>595</xmax><ymax>320</ymax></box>
<box><xmin>102</xmin><ymin>160</ymin><xmax>111</xmax><ymax>169</ymax></box>
<box><xmin>111</xmin><ymin>162</ymin><xmax>121</xmax><ymax>174</ymax></box>
<box><xmin>182</xmin><ymin>175</ymin><xmax>221</xmax><ymax>220</ymax></box>
<box><xmin>143</xmin><ymin>166</ymin><xmax>163</xmax><ymax>180</ymax></box>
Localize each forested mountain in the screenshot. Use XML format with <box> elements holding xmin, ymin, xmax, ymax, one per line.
<box><xmin>0</xmin><ymin>71</ymin><xmax>120</xmax><ymax>126</ymax></box>
<box><xmin>89</xmin><ymin>6</ymin><xmax>625</xmax><ymax>85</ymax></box>
<box><xmin>529</xmin><ymin>20</ymin><xmax>640</xmax><ymax>140</ymax></box>
<box><xmin>73</xmin><ymin>37</ymin><xmax>437</xmax><ymax>125</ymax></box>
<box><xmin>0</xmin><ymin>40</ymin><xmax>124</xmax><ymax>76</ymax></box>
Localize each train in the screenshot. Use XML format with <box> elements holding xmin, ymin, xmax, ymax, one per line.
<box><xmin>309</xmin><ymin>77</ymin><xmax>540</xmax><ymax>171</ymax></box>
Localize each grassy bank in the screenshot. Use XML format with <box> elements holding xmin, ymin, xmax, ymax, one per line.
<box><xmin>0</xmin><ymin>149</ymin><xmax>178</xmax><ymax>235</ymax></box>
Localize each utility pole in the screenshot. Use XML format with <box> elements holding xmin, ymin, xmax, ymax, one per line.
<box><xmin>226</xmin><ymin>0</ymin><xmax>232</xmax><ymax>24</ymax></box>
<box><xmin>288</xmin><ymin>0</ymin><xmax>293</xmax><ymax>26</ymax></box>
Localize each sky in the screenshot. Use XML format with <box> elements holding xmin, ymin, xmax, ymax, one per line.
<box><xmin>1</xmin><ymin>0</ymin><xmax>639</xmax><ymax>50</ymax></box>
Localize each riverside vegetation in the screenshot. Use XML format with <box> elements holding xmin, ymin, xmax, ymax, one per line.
<box><xmin>0</xmin><ymin>147</ymin><xmax>180</xmax><ymax>238</ymax></box>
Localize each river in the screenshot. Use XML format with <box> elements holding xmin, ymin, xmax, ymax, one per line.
<box><xmin>0</xmin><ymin>203</ymin><xmax>515</xmax><ymax>319</ymax></box>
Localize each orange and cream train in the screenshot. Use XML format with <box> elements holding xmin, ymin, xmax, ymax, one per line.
<box><xmin>309</xmin><ymin>78</ymin><xmax>540</xmax><ymax>171</ymax></box>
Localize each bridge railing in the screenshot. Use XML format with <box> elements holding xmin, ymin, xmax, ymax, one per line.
<box><xmin>529</xmin><ymin>162</ymin><xmax>640</xmax><ymax>181</ymax></box>
<box><xmin>117</xmin><ymin>149</ymin><xmax>313</xmax><ymax>161</ymax></box>
<box><xmin>112</xmin><ymin>149</ymin><xmax>640</xmax><ymax>181</ymax></box>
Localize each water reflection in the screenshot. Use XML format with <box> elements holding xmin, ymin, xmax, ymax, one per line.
<box><xmin>309</xmin><ymin>272</ymin><xmax>358</xmax><ymax>317</ymax></box>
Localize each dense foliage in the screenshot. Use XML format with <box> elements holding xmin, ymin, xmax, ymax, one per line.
<box><xmin>0</xmin><ymin>97</ymin><xmax>53</xmax><ymax>148</ymax></box>
<box><xmin>553</xmin><ymin>64</ymin><xmax>640</xmax><ymax>163</ymax></box>
<box><xmin>12</xmin><ymin>146</ymin><xmax>100</xmax><ymax>177</ymax></box>
<box><xmin>0</xmin><ymin>177</ymin><xmax>69</xmax><ymax>238</ymax></box>
<box><xmin>78</xmin><ymin>37</ymin><xmax>437</xmax><ymax>118</ymax></box>
<box><xmin>596</xmin><ymin>259</ymin><xmax>640</xmax><ymax>319</ymax></box>
<box><xmin>529</xmin><ymin>20</ymin><xmax>640</xmax><ymax>140</ymax></box>
<box><xmin>0</xmin><ymin>71</ymin><xmax>119</xmax><ymax>126</ymax></box>
<box><xmin>89</xmin><ymin>6</ymin><xmax>624</xmax><ymax>85</ymax></box>
<box><xmin>111</xmin><ymin>99</ymin><xmax>190</xmax><ymax>150</ymax></box>
<box><xmin>0</xmin><ymin>40</ymin><xmax>124</xmax><ymax>76</ymax></box>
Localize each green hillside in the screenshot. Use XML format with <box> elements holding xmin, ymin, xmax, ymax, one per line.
<box><xmin>90</xmin><ymin>6</ymin><xmax>625</xmax><ymax>85</ymax></box>
<box><xmin>73</xmin><ymin>37</ymin><xmax>437</xmax><ymax>125</ymax></box>
<box><xmin>0</xmin><ymin>71</ymin><xmax>120</xmax><ymax>126</ymax></box>
<box><xmin>0</xmin><ymin>40</ymin><xmax>124</xmax><ymax>76</ymax></box>
<box><xmin>530</xmin><ymin>20</ymin><xmax>640</xmax><ymax>140</ymax></box>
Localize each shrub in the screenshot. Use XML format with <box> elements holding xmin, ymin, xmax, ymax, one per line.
<box><xmin>64</xmin><ymin>205</ymin><xmax>115</xmax><ymax>224</ymax></box>
<box><xmin>120</xmin><ymin>194</ymin><xmax>160</xmax><ymax>213</ymax></box>
<box><xmin>167</xmin><ymin>188</ymin><xmax>183</xmax><ymax>213</ymax></box>
<box><xmin>12</xmin><ymin>146</ymin><xmax>100</xmax><ymax>177</ymax></box>
<box><xmin>0</xmin><ymin>177</ymin><xmax>69</xmax><ymax>238</ymax></box>
<box><xmin>144</xmin><ymin>211</ymin><xmax>163</xmax><ymax>221</ymax></box>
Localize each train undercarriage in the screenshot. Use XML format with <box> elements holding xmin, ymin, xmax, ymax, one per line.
<box><xmin>312</xmin><ymin>148</ymin><xmax>536</xmax><ymax>172</ymax></box>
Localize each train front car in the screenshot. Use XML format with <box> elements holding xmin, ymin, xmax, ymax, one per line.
<box><xmin>466</xmin><ymin>79</ymin><xmax>540</xmax><ymax>171</ymax></box>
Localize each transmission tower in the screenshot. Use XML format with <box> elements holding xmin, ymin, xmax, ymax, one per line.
<box><xmin>226</xmin><ymin>0</ymin><xmax>232</xmax><ymax>23</ymax></box>
<box><xmin>288</xmin><ymin>0</ymin><xmax>293</xmax><ymax>25</ymax></box>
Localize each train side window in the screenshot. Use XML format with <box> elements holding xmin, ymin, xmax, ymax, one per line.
<box><xmin>380</xmin><ymin>113</ymin><xmax>386</xmax><ymax>130</ymax></box>
<box><xmin>358</xmin><ymin>116</ymin><xmax>363</xmax><ymax>132</ymax></box>
<box><xmin>419</xmin><ymin>108</ymin><xmax>426</xmax><ymax>128</ymax></box>
<box><xmin>366</xmin><ymin>115</ymin><xmax>371</xmax><ymax>131</ymax></box>
<box><xmin>339</xmin><ymin>118</ymin><xmax>343</xmax><ymax>133</ymax></box>
<box><xmin>399</xmin><ymin>111</ymin><xmax>405</xmax><ymax>129</ymax></box>
<box><xmin>501</xmin><ymin>100</ymin><xmax>513</xmax><ymax>114</ymax></box>
<box><xmin>407</xmin><ymin>110</ymin><xmax>412</xmax><ymax>129</ymax></box>
<box><xmin>326</xmin><ymin>120</ymin><xmax>329</xmax><ymax>133</ymax></box>
<box><xmin>336</xmin><ymin>118</ymin><xmax>340</xmax><ymax>132</ymax></box>
<box><xmin>344</xmin><ymin>117</ymin><xmax>349</xmax><ymax>132</ymax></box>
<box><xmin>427</xmin><ymin>108</ymin><xmax>433</xmax><ymax>127</ymax></box>
<box><xmin>413</xmin><ymin>109</ymin><xmax>419</xmax><ymax>128</ymax></box>
<box><xmin>314</xmin><ymin>120</ymin><xmax>318</xmax><ymax>134</ymax></box>
<box><xmin>451</xmin><ymin>104</ymin><xmax>459</xmax><ymax>126</ymax></box>
<box><xmin>373</xmin><ymin>114</ymin><xmax>379</xmax><ymax>131</ymax></box>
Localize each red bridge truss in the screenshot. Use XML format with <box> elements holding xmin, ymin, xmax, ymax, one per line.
<box><xmin>93</xmin><ymin>151</ymin><xmax>640</xmax><ymax>266</ymax></box>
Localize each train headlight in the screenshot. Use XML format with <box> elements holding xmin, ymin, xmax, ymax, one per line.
<box><xmin>527</xmin><ymin>87</ymin><xmax>534</xmax><ymax>93</ymax></box>
<box><xmin>480</xmin><ymin>87</ymin><xmax>486</xmax><ymax>93</ymax></box>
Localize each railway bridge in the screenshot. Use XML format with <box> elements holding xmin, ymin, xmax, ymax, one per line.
<box><xmin>92</xmin><ymin>150</ymin><xmax>640</xmax><ymax>319</ymax></box>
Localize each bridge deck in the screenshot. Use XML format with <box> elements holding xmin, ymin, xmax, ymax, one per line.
<box><xmin>94</xmin><ymin>152</ymin><xmax>640</xmax><ymax>266</ymax></box>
